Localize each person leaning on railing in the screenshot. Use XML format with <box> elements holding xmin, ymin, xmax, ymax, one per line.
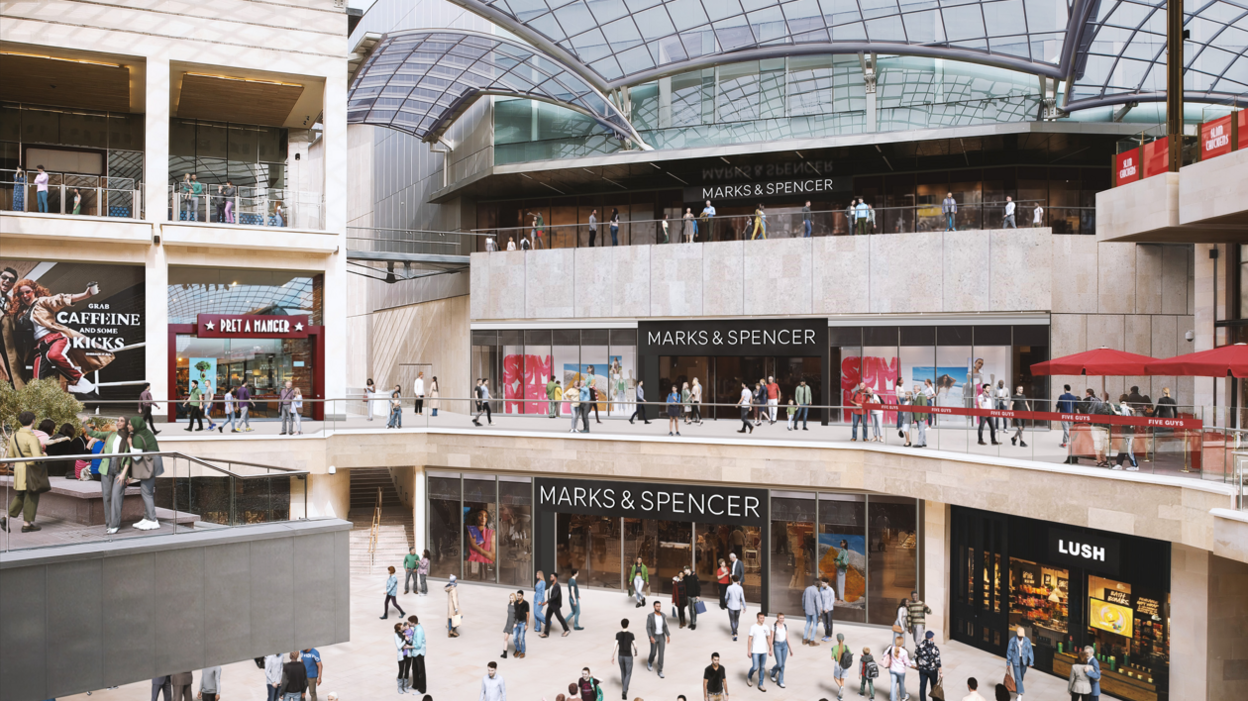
<box><xmin>3</xmin><ymin>411</ymin><xmax>49</xmax><ymax>533</ymax></box>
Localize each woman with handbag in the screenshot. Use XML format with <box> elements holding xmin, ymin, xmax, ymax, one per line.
<box><xmin>87</xmin><ymin>418</ymin><xmax>132</xmax><ymax>534</ymax></box>
<box><xmin>428</xmin><ymin>377</ymin><xmax>440</xmax><ymax>417</ymax></box>
<box><xmin>121</xmin><ymin>416</ymin><xmax>164</xmax><ymax>530</ymax></box>
<box><xmin>1005</xmin><ymin>626</ymin><xmax>1034</xmax><ymax>699</ymax></box>
<box><xmin>446</xmin><ymin>575</ymin><xmax>462</xmax><ymax>637</ymax></box>
<box><xmin>2</xmin><ymin>411</ymin><xmax>49</xmax><ymax>533</ymax></box>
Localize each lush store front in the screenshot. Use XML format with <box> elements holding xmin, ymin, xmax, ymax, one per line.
<box><xmin>952</xmin><ymin>507</ymin><xmax>1170</xmax><ymax>701</ymax></box>
<box><xmin>168</xmin><ymin>267</ymin><xmax>324</xmax><ymax>421</ymax></box>
<box><xmin>425</xmin><ymin>472</ymin><xmax>921</xmax><ymax>620</ymax></box>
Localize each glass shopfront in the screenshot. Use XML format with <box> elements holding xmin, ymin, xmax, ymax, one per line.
<box><xmin>425</xmin><ymin>471</ymin><xmax>533</xmax><ymax>588</ymax></box>
<box><xmin>952</xmin><ymin>507</ymin><xmax>1171</xmax><ymax>701</ymax></box>
<box><xmin>432</xmin><ymin>473</ymin><xmax>920</xmax><ymax>621</ymax></box>
<box><xmin>471</xmin><ymin>328</ymin><xmax>638</xmax><ymax>416</ymax></box>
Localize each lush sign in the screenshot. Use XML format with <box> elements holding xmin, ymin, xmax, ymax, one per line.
<box><xmin>1049</xmin><ymin>527</ymin><xmax>1121</xmax><ymax>574</ymax></box>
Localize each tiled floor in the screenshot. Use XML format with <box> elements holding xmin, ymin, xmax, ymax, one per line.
<box><xmin>64</xmin><ymin>577</ymin><xmax>1121</xmax><ymax>701</ymax></box>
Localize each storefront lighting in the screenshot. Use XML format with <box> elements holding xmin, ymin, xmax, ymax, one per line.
<box><xmin>183</xmin><ymin>72</ymin><xmax>302</xmax><ymax>88</ymax></box>
<box><xmin>0</xmin><ymin>51</ymin><xmax>124</xmax><ymax>68</ymax></box>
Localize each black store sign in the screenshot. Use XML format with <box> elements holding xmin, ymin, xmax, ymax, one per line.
<box><xmin>1048</xmin><ymin>527</ymin><xmax>1121</xmax><ymax>575</ymax></box>
<box><xmin>535</xmin><ymin>477</ymin><xmax>767</xmax><ymax>527</ymax></box>
<box><xmin>639</xmin><ymin>319</ymin><xmax>827</xmax><ymax>357</ymax></box>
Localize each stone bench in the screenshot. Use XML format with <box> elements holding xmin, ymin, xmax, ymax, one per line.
<box><xmin>0</xmin><ymin>475</ymin><xmax>198</xmax><ymax>526</ymax></box>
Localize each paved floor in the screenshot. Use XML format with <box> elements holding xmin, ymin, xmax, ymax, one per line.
<box><xmin>65</xmin><ymin>578</ymin><xmax>1121</xmax><ymax>701</ymax></box>
<box><xmin>162</xmin><ymin>404</ymin><xmax>1218</xmax><ymax>483</ymax></box>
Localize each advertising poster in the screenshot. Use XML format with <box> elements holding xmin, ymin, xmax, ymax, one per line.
<box><xmin>1201</xmin><ymin>115</ymin><xmax>1233</xmax><ymax>160</ymax></box>
<box><xmin>1089</xmin><ymin>598</ymin><xmax>1134</xmax><ymax>637</ymax></box>
<box><xmin>817</xmin><ymin>533</ymin><xmax>867</xmax><ymax>609</ymax></box>
<box><xmin>0</xmin><ymin>259</ymin><xmax>145</xmax><ymax>403</ymax></box>
<box><xmin>188</xmin><ymin>357</ymin><xmax>218</xmax><ymax>398</ymax></box>
<box><xmin>503</xmin><ymin>352</ymin><xmax>551</xmax><ymax>414</ymax></box>
<box><xmin>1114</xmin><ymin>149</ymin><xmax>1140</xmax><ymax>186</ymax></box>
<box><xmin>1143</xmin><ymin>137</ymin><xmax>1169</xmax><ymax>179</ymax></box>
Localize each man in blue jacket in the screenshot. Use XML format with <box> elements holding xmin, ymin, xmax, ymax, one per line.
<box><xmin>1082</xmin><ymin>645</ymin><xmax>1102</xmax><ymax>700</ymax></box>
<box><xmin>1057</xmin><ymin>384</ymin><xmax>1080</xmax><ymax>448</ymax></box>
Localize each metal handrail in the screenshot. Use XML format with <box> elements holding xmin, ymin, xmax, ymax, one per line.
<box><xmin>368</xmin><ymin>486</ymin><xmax>382</xmax><ymax>566</ymax></box>
<box><xmin>0</xmin><ymin>449</ymin><xmax>307</xmax><ymax>479</ymax></box>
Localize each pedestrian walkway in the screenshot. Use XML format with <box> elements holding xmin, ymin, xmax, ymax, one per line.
<box><xmin>62</xmin><ymin>579</ymin><xmax>1120</xmax><ymax>700</ymax></box>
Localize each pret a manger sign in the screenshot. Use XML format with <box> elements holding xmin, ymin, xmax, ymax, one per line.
<box><xmin>196</xmin><ymin>314</ymin><xmax>311</xmax><ymax>339</ymax></box>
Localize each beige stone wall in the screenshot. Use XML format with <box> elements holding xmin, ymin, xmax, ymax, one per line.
<box><xmin>1207</xmin><ymin>553</ymin><xmax>1248</xmax><ymax>700</ymax></box>
<box><xmin>367</xmin><ymin>295</ymin><xmax>471</xmax><ymax>403</ymax></box>
<box><xmin>1180</xmin><ymin>148</ymin><xmax>1248</xmax><ymax>226</ymax></box>
<box><xmin>1095</xmin><ymin>173</ymin><xmax>1180</xmax><ymax>242</ymax></box>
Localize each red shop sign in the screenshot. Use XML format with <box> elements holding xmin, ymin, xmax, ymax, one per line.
<box><xmin>196</xmin><ymin>314</ymin><xmax>311</xmax><ymax>339</ymax></box>
<box><xmin>862</xmin><ymin>403</ymin><xmax>1203</xmax><ymax>430</ymax></box>
<box><xmin>1143</xmin><ymin>137</ymin><xmax>1170</xmax><ymax>179</ymax></box>
<box><xmin>1202</xmin><ymin>116</ymin><xmax>1233</xmax><ymax>160</ymax></box>
<box><xmin>1115</xmin><ymin>149</ymin><xmax>1140</xmax><ymax>185</ymax></box>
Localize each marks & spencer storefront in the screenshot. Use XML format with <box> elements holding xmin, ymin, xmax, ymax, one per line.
<box><xmin>952</xmin><ymin>507</ymin><xmax>1171</xmax><ymax>701</ymax></box>
<box><xmin>426</xmin><ymin>471</ymin><xmax>922</xmax><ymax>623</ymax></box>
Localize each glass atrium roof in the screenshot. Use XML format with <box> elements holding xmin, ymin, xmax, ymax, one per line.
<box><xmin>347</xmin><ymin>30</ymin><xmax>647</xmax><ymax>145</ymax></box>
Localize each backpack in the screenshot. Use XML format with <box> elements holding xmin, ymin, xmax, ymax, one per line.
<box><xmin>593</xmin><ymin>679</ymin><xmax>604</xmax><ymax>701</ymax></box>
<box><xmin>838</xmin><ymin>646</ymin><xmax>854</xmax><ymax>669</ymax></box>
<box><xmin>866</xmin><ymin>659</ymin><xmax>879</xmax><ymax>679</ymax></box>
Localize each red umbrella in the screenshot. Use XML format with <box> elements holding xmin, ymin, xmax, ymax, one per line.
<box><xmin>1143</xmin><ymin>343</ymin><xmax>1248</xmax><ymax>378</ymax></box>
<box><xmin>1030</xmin><ymin>347</ymin><xmax>1157</xmax><ymax>376</ymax></box>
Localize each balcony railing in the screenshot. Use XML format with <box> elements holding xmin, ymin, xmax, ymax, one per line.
<box><xmin>346</xmin><ymin>226</ymin><xmax>475</xmax><ymax>257</ymax></box>
<box><xmin>472</xmin><ymin>200</ymin><xmax>1094</xmax><ymax>251</ymax></box>
<box><xmin>167</xmin><ymin>185</ymin><xmax>324</xmax><ymax>230</ymax></box>
<box><xmin>2</xmin><ymin>168</ymin><xmax>141</xmax><ymax>219</ymax></box>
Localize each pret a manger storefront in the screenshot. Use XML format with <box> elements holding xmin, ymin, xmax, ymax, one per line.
<box><xmin>168</xmin><ymin>314</ymin><xmax>326</xmax><ymax>421</ymax></box>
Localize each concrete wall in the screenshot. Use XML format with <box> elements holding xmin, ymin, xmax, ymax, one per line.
<box><xmin>1208</xmin><ymin>553</ymin><xmax>1248</xmax><ymax>699</ymax></box>
<box><xmin>0</xmin><ymin>520</ymin><xmax>351</xmax><ymax>701</ymax></box>
<box><xmin>368</xmin><ymin>294</ymin><xmax>472</xmax><ymax>403</ymax></box>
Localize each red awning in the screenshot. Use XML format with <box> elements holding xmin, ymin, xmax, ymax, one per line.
<box><xmin>1030</xmin><ymin>347</ymin><xmax>1157</xmax><ymax>376</ymax></box>
<box><xmin>1143</xmin><ymin>343</ymin><xmax>1248</xmax><ymax>378</ymax></box>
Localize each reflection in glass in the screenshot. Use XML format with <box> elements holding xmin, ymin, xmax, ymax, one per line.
<box><xmin>867</xmin><ymin>496</ymin><xmax>919</xmax><ymax>626</ymax></box>
<box><xmin>427</xmin><ymin>472</ymin><xmax>461</xmax><ymax>579</ymax></box>
<box><xmin>770</xmin><ymin>492</ymin><xmax>818</xmax><ymax>613</ymax></box>
<box><xmin>653</xmin><ymin>519</ymin><xmax>692</xmax><ymax>597</ymax></box>
<box><xmin>820</xmin><ymin>493</ymin><xmax>867</xmax><ymax>623</ymax></box>
<box><xmin>557</xmin><ymin>514</ymin><xmax>622</xmax><ymax>589</ymax></box>
<box><xmin>463</xmin><ymin>476</ymin><xmax>497</xmax><ymax>582</ymax></box>
<box><xmin>498</xmin><ymin>477</ymin><xmax>532</xmax><ymax>587</ymax></box>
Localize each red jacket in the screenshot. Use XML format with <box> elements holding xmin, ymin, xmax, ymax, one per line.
<box><xmin>852</xmin><ymin>390</ymin><xmax>869</xmax><ymax>415</ymax></box>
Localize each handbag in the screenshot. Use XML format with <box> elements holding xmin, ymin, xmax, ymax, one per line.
<box><xmin>1004</xmin><ymin>666</ymin><xmax>1017</xmax><ymax>692</ymax></box>
<box><xmin>892</xmin><ymin>623</ymin><xmax>904</xmax><ymax>633</ymax></box>
<box><xmin>14</xmin><ymin>437</ymin><xmax>51</xmax><ymax>494</ymax></box>
<box><xmin>450</xmin><ymin>613</ymin><xmax>464</xmax><ymax>628</ymax></box>
<box><xmin>694</xmin><ymin>600</ymin><xmax>707</xmax><ymax>615</ymax></box>
<box><xmin>930</xmin><ymin>675</ymin><xmax>945</xmax><ymax>701</ymax></box>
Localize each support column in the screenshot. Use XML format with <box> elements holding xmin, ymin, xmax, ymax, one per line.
<box><xmin>1167</xmin><ymin>0</ymin><xmax>1184</xmax><ymax>172</ymax></box>
<box><xmin>322</xmin><ymin>64</ymin><xmax>349</xmax><ymax>414</ymax></box>
<box><xmin>923</xmin><ymin>500</ymin><xmax>950</xmax><ymax>642</ymax></box>
<box><xmin>658</xmin><ymin>77</ymin><xmax>672</xmax><ymax>129</ymax></box>
<box><xmin>861</xmin><ymin>53</ymin><xmax>878</xmax><ymax>133</ymax></box>
<box><xmin>144</xmin><ymin>57</ymin><xmax>171</xmax><ymax>417</ymax></box>
<box><xmin>412</xmin><ymin>465</ymin><xmax>426</xmax><ymax>554</ymax></box>
<box><xmin>1170</xmin><ymin>543</ymin><xmax>1209</xmax><ymax>700</ymax></box>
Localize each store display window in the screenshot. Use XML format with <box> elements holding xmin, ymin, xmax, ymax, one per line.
<box><xmin>1064</xmin><ymin>576</ymin><xmax>1169</xmax><ymax>699</ymax></box>
<box><xmin>1009</xmin><ymin>557</ymin><xmax>1070</xmax><ymax>654</ymax></box>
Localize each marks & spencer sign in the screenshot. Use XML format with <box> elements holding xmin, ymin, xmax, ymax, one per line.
<box><xmin>196</xmin><ymin>314</ymin><xmax>311</xmax><ymax>339</ymax></box>
<box><xmin>535</xmin><ymin>477</ymin><xmax>767</xmax><ymax>527</ymax></box>
<box><xmin>1048</xmin><ymin>527</ymin><xmax>1120</xmax><ymax>575</ymax></box>
<box><xmin>639</xmin><ymin>319</ymin><xmax>826</xmax><ymax>357</ymax></box>
<box><xmin>684</xmin><ymin>176</ymin><xmax>851</xmax><ymax>203</ymax></box>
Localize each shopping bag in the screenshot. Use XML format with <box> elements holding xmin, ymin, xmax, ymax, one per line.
<box><xmin>1004</xmin><ymin>667</ymin><xmax>1017</xmax><ymax>692</ymax></box>
<box><xmin>450</xmin><ymin>614</ymin><xmax>464</xmax><ymax>628</ymax></box>
<box><xmin>695</xmin><ymin>600</ymin><xmax>708</xmax><ymax>615</ymax></box>
<box><xmin>930</xmin><ymin>676</ymin><xmax>945</xmax><ymax>700</ymax></box>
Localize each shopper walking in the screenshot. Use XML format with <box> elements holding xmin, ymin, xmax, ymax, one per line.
<box><xmin>768</xmin><ymin>612</ymin><xmax>793</xmax><ymax>689</ymax></box>
<box><xmin>569</xmin><ymin>568</ymin><xmax>585</xmax><ymax>630</ymax></box>
<box><xmin>716</xmin><ymin>559</ymin><xmax>731</xmax><ymax>609</ymax></box>
<box><xmin>183</xmin><ymin>380</ymin><xmax>204</xmax><ymax>431</ymax></box>
<box><xmin>869</xmin><ymin>389</ymin><xmax>884</xmax><ymax>442</ymax></box>
<box><xmin>578</xmin><ymin>380</ymin><xmax>592</xmax><ymax>433</ymax></box>
<box><xmin>388</xmin><ymin>386</ymin><xmax>403</xmax><ymax>428</ymax></box>
<box><xmin>819</xmin><ymin>577</ymin><xmax>836</xmax><ymax>641</ymax></box>
<box><xmin>765</xmin><ymin>375</ymin><xmax>780</xmax><ymax>424</ymax></box>
<box><xmin>628</xmin><ymin>380</ymin><xmax>649</xmax><ymax>424</ymax></box>
<box><xmin>587</xmin><ymin>209</ymin><xmax>598</xmax><ymax>247</ymax></box>
<box><xmin>473</xmin><ymin>378</ymin><xmax>494</xmax><ymax>426</ymax></box>
<box><xmin>237</xmin><ymin>382</ymin><xmax>253</xmax><ymax>431</ymax></box>
<box><xmin>611</xmin><ymin>618</ymin><xmax>638</xmax><ymax>699</ymax></box>
<box><xmin>907</xmin><ymin>590</ymin><xmax>932</xmax><ymax>646</ymax></box>
<box><xmin>540</xmin><ymin>571</ymin><xmax>571</xmax><ymax>637</ymax></box>
<box><xmin>404</xmin><ymin>547</ymin><xmax>419</xmax><ymax>594</ymax></box>
<box><xmin>279</xmin><ymin>380</ymin><xmax>296</xmax><ymax>435</ymax></box>
<box><xmin>1005</xmin><ymin>626</ymin><xmax>1034</xmax><ymax>699</ymax></box>
<box><xmin>801</xmin><ymin>200</ymin><xmax>813</xmax><ymax>237</ymax></box>
<box><xmin>1114</xmin><ymin>394</ymin><xmax>1140</xmax><ymax>470</ymax></box>
<box><xmin>609</xmin><ymin>208</ymin><xmax>620</xmax><ymax>246</ymax></box>
<box><xmin>726</xmin><ymin>575</ymin><xmax>746</xmax><ymax>641</ymax></box>
<box><xmin>1010</xmin><ymin>386</ymin><xmax>1029</xmax><ymax>447</ymax></box>
<box><xmin>534</xmin><ymin>569</ymin><xmax>547</xmax><ymax>634</ymax></box>
<box><xmin>2</xmin><ymin>411</ymin><xmax>46</xmax><ymax>534</ymax></box>
<box><xmin>479</xmin><ymin>662</ymin><xmax>506</xmax><ymax>701</ymax></box>
<box><xmin>883</xmin><ymin>635</ymin><xmax>910</xmax><ymax>701</ymax></box>
<box><xmin>859</xmin><ymin>648</ymin><xmax>879</xmax><ymax>699</ymax></box>
<box><xmin>746</xmin><ymin>612</ymin><xmax>772</xmax><ymax>691</ymax></box>
<box><xmin>850</xmin><ymin>382</ymin><xmax>868</xmax><ymax>440</ymax></box>
<box><xmin>683</xmin><ymin>208</ymin><xmax>695</xmax><ymax>242</ymax></box>
<box><xmin>671</xmin><ymin>572</ymin><xmax>688</xmax><ymax>628</ymax></box>
<box><xmin>704</xmin><ymin>652</ymin><xmax>729</xmax><ymax>701</ymax></box>
<box><xmin>382</xmin><ymin>566</ymin><xmax>406</xmax><ymax>619</ymax></box>
<box><xmin>942</xmin><ymin>192</ymin><xmax>957</xmax><ymax>231</ymax></box>
<box><xmin>1080</xmin><ymin>645</ymin><xmax>1101</xmax><ymax>701</ymax></box>
<box><xmin>831</xmin><ymin>633</ymin><xmax>853</xmax><ymax>700</ymax></box>
<box><xmin>690</xmin><ymin>377</ymin><xmax>704</xmax><ymax>424</ymax></box>
<box><xmin>977</xmin><ymin>384</ymin><xmax>999</xmax><ymax>445</ymax></box>
<box><xmin>1057</xmin><ymin>384</ymin><xmax>1078</xmax><ymax>447</ymax></box>
<box><xmin>138</xmin><ymin>383</ymin><xmax>161</xmax><ymax>434</ymax></box>
<box><xmin>546</xmin><ymin>375</ymin><xmax>559</xmax><ymax>418</ymax></box>
<box><xmin>279</xmin><ymin>652</ymin><xmax>307</xmax><ymax>701</ymax></box>
<box><xmin>629</xmin><ymin>557</ymin><xmax>649</xmax><ymax>607</ymax></box>
<box><xmin>198</xmin><ymin>666</ymin><xmax>222</xmax><ymax>701</ymax></box>
<box><xmin>645</xmin><ymin>600</ymin><xmax>670</xmax><ymax>678</ymax></box>
<box><xmin>914</xmin><ymin>631</ymin><xmax>941</xmax><ymax>701</ymax></box>
<box><xmin>701</xmin><ymin>200</ymin><xmax>717</xmax><ymax>240</ymax></box>
<box><xmin>793</xmin><ymin>380</ymin><xmax>811</xmax><ymax>430</ymax></box>
<box><xmin>666</xmin><ymin>385</ymin><xmax>682</xmax><ymax>436</ymax></box>
<box><xmin>1003</xmin><ymin>196</ymin><xmax>1017</xmax><ymax>228</ymax></box>
<box><xmin>910</xmin><ymin>385</ymin><xmax>929</xmax><ymax>447</ymax></box>
<box><xmin>446</xmin><ymin>575</ymin><xmax>462</xmax><ymax>637</ymax></box>
<box><xmin>854</xmin><ymin>198</ymin><xmax>870</xmax><ymax>235</ymax></box>
<box><xmin>683</xmin><ymin>565</ymin><xmax>702</xmax><ymax>630</ymax></box>
<box><xmin>736</xmin><ymin>381</ymin><xmax>754</xmax><ymax>434</ymax></box>
<box><xmin>509</xmin><ymin>589</ymin><xmax>530</xmax><ymax>658</ymax></box>
<box><xmin>301</xmin><ymin>647</ymin><xmax>322</xmax><ymax>701</ymax></box>
<box><xmin>801</xmin><ymin>578</ymin><xmax>822</xmax><ymax>646</ymax></box>
<box><xmin>263</xmin><ymin>653</ymin><xmax>283</xmax><ymax>701</ymax></box>
<box><xmin>123</xmin><ymin>416</ymin><xmax>163</xmax><ymax>530</ymax></box>
<box><xmin>34</xmin><ymin>165</ymin><xmax>49</xmax><ymax>213</ymax></box>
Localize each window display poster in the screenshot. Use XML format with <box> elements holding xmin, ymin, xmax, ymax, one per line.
<box><xmin>504</xmin><ymin>352</ymin><xmax>552</xmax><ymax>414</ymax></box>
<box><xmin>817</xmin><ymin>533</ymin><xmax>866</xmax><ymax>608</ymax></box>
<box><xmin>188</xmin><ymin>357</ymin><xmax>217</xmax><ymax>398</ymax></box>
<box><xmin>839</xmin><ymin>348</ymin><xmax>900</xmax><ymax>422</ymax></box>
<box><xmin>1089</xmin><ymin>597</ymin><xmax>1134</xmax><ymax>638</ymax></box>
<box><xmin>0</xmin><ymin>259</ymin><xmax>145</xmax><ymax>401</ymax></box>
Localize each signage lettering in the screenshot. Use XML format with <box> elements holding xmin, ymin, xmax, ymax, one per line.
<box><xmin>683</xmin><ymin>176</ymin><xmax>851</xmax><ymax>203</ymax></box>
<box><xmin>1048</xmin><ymin>528</ymin><xmax>1121</xmax><ymax>574</ymax></box>
<box><xmin>1115</xmin><ymin>150</ymin><xmax>1141</xmax><ymax>186</ymax></box>
<box><xmin>535</xmin><ymin>477</ymin><xmax>766</xmax><ymax>527</ymax></box>
<box><xmin>196</xmin><ymin>314</ymin><xmax>311</xmax><ymax>339</ymax></box>
<box><xmin>1058</xmin><ymin>539</ymin><xmax>1106</xmax><ymax>562</ymax></box>
<box><xmin>1202</xmin><ymin>116</ymin><xmax>1234</xmax><ymax>160</ymax></box>
<box><xmin>700</xmin><ymin>161</ymin><xmax>836</xmax><ymax>182</ymax></box>
<box><xmin>639</xmin><ymin>319</ymin><xmax>826</xmax><ymax>358</ymax></box>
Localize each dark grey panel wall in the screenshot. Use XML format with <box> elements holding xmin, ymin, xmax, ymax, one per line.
<box><xmin>0</xmin><ymin>520</ymin><xmax>351</xmax><ymax>701</ymax></box>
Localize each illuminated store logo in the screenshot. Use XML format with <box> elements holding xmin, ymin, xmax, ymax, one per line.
<box><xmin>646</xmin><ymin>328</ymin><xmax>817</xmax><ymax>348</ymax></box>
<box><xmin>1057</xmin><ymin>539</ymin><xmax>1105</xmax><ymax>562</ymax></box>
<box><xmin>534</xmin><ymin>477</ymin><xmax>767</xmax><ymax>526</ymax></box>
<box><xmin>1048</xmin><ymin>528</ymin><xmax>1120</xmax><ymax>573</ymax></box>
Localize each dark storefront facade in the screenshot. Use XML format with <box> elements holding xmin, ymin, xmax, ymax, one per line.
<box><xmin>427</xmin><ymin>471</ymin><xmax>921</xmax><ymax>621</ymax></box>
<box><xmin>952</xmin><ymin>507</ymin><xmax>1171</xmax><ymax>701</ymax></box>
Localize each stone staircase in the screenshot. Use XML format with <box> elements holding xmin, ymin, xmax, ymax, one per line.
<box><xmin>347</xmin><ymin>467</ymin><xmax>413</xmax><ymax>577</ymax></box>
